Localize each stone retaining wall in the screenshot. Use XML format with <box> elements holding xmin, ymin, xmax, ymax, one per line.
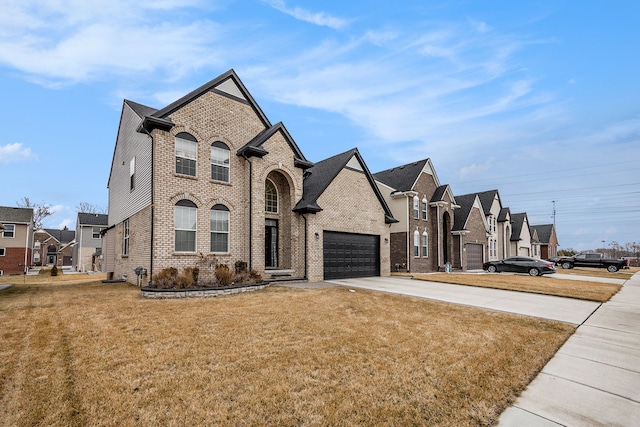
<box><xmin>141</xmin><ymin>282</ymin><xmax>268</xmax><ymax>299</ymax></box>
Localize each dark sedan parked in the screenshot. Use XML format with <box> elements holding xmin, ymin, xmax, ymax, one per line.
<box><xmin>483</xmin><ymin>256</ymin><xmax>556</xmax><ymax>276</ymax></box>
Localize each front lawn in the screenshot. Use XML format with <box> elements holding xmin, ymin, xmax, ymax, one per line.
<box><xmin>0</xmin><ymin>280</ymin><xmax>573</xmax><ymax>426</ymax></box>
<box><xmin>408</xmin><ymin>273</ymin><xmax>621</xmax><ymax>303</ymax></box>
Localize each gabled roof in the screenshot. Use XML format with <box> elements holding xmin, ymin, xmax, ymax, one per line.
<box><xmin>430</xmin><ymin>184</ymin><xmax>457</xmax><ymax>206</ymax></box>
<box><xmin>139</xmin><ymin>69</ymin><xmax>272</xmax><ymax>133</ymax></box>
<box><xmin>510</xmin><ymin>213</ymin><xmax>529</xmax><ymax>242</ymax></box>
<box><xmin>373</xmin><ymin>159</ymin><xmax>429</xmax><ymax>192</ymax></box>
<box><xmin>293</xmin><ymin>148</ymin><xmax>397</xmax><ymax>223</ymax></box>
<box><xmin>498</xmin><ymin>207</ymin><xmax>511</xmax><ymax>222</ymax></box>
<box><xmin>78</xmin><ymin>213</ymin><xmax>108</xmax><ymax>226</ymax></box>
<box><xmin>125</xmin><ymin>99</ymin><xmax>158</xmax><ymax>118</ymax></box>
<box><xmin>475</xmin><ymin>190</ymin><xmax>501</xmax><ymax>216</ymax></box>
<box><xmin>452</xmin><ymin>194</ymin><xmax>477</xmax><ymax>231</ymax></box>
<box><xmin>530</xmin><ymin>224</ymin><xmax>555</xmax><ymax>244</ymax></box>
<box><xmin>0</xmin><ymin>206</ymin><xmax>33</xmax><ymax>224</ymax></box>
<box><xmin>237</xmin><ymin>122</ymin><xmax>313</xmax><ymax>169</ymax></box>
<box><xmin>41</xmin><ymin>228</ymin><xmax>76</xmax><ymax>244</ymax></box>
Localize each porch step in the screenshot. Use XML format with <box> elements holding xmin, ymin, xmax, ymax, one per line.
<box><xmin>264</xmin><ymin>277</ymin><xmax>308</xmax><ymax>285</ymax></box>
<box><xmin>265</xmin><ymin>269</ymin><xmax>296</xmax><ymax>278</ymax></box>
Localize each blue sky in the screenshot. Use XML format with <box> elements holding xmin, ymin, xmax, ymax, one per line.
<box><xmin>0</xmin><ymin>0</ymin><xmax>638</xmax><ymax>252</ymax></box>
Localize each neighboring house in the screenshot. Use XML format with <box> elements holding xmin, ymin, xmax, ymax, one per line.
<box><xmin>105</xmin><ymin>69</ymin><xmax>395</xmax><ymax>285</ymax></box>
<box><xmin>374</xmin><ymin>159</ymin><xmax>458</xmax><ymax>273</ymax></box>
<box><xmin>452</xmin><ymin>194</ymin><xmax>489</xmax><ymax>270</ymax></box>
<box><xmin>530</xmin><ymin>224</ymin><xmax>559</xmax><ymax>260</ymax></box>
<box><xmin>33</xmin><ymin>228</ymin><xmax>76</xmax><ymax>267</ymax></box>
<box><xmin>510</xmin><ymin>213</ymin><xmax>532</xmax><ymax>256</ymax></box>
<box><xmin>73</xmin><ymin>213</ymin><xmax>108</xmax><ymax>272</ymax></box>
<box><xmin>472</xmin><ymin>190</ymin><xmax>513</xmax><ymax>261</ymax></box>
<box><xmin>0</xmin><ymin>206</ymin><xmax>33</xmax><ymax>275</ymax></box>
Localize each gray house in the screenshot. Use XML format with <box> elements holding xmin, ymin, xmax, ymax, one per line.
<box><xmin>73</xmin><ymin>213</ymin><xmax>108</xmax><ymax>272</ymax></box>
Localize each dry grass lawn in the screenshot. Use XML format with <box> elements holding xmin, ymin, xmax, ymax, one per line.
<box><xmin>0</xmin><ymin>280</ymin><xmax>574</xmax><ymax>426</ymax></box>
<box><xmin>555</xmin><ymin>266</ymin><xmax>638</xmax><ymax>280</ymax></box>
<box><xmin>408</xmin><ymin>273</ymin><xmax>621</xmax><ymax>303</ymax></box>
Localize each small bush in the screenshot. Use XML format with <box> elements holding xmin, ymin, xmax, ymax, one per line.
<box><xmin>152</xmin><ymin>267</ymin><xmax>179</xmax><ymax>289</ymax></box>
<box><xmin>215</xmin><ymin>264</ymin><xmax>233</xmax><ymax>286</ymax></box>
<box><xmin>51</xmin><ymin>265</ymin><xmax>58</xmax><ymax>277</ymax></box>
<box><xmin>235</xmin><ymin>260</ymin><xmax>248</xmax><ymax>274</ymax></box>
<box><xmin>184</xmin><ymin>266</ymin><xmax>199</xmax><ymax>285</ymax></box>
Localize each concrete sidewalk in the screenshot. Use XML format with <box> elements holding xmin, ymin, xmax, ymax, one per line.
<box><xmin>498</xmin><ymin>271</ymin><xmax>640</xmax><ymax>426</ymax></box>
<box><xmin>327</xmin><ymin>276</ymin><xmax>601</xmax><ymax>325</ymax></box>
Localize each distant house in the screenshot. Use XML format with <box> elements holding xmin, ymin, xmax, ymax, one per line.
<box><xmin>104</xmin><ymin>69</ymin><xmax>395</xmax><ymax>285</ymax></box>
<box><xmin>33</xmin><ymin>228</ymin><xmax>76</xmax><ymax>267</ymax></box>
<box><xmin>452</xmin><ymin>194</ymin><xmax>489</xmax><ymax>270</ymax></box>
<box><xmin>374</xmin><ymin>159</ymin><xmax>458</xmax><ymax>273</ymax></box>
<box><xmin>0</xmin><ymin>206</ymin><xmax>34</xmax><ymax>275</ymax></box>
<box><xmin>510</xmin><ymin>213</ymin><xmax>532</xmax><ymax>256</ymax></box>
<box><xmin>530</xmin><ymin>224</ymin><xmax>559</xmax><ymax>260</ymax></box>
<box><xmin>73</xmin><ymin>213</ymin><xmax>108</xmax><ymax>272</ymax></box>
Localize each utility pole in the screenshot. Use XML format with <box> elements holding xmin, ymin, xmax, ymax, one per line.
<box><xmin>552</xmin><ymin>200</ymin><xmax>556</xmax><ymax>228</ymax></box>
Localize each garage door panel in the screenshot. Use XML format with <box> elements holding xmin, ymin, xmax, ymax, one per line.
<box><xmin>323</xmin><ymin>231</ymin><xmax>380</xmax><ymax>280</ymax></box>
<box><xmin>466</xmin><ymin>243</ymin><xmax>483</xmax><ymax>270</ymax></box>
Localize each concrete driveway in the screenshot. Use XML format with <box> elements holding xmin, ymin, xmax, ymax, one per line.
<box><xmin>327</xmin><ymin>276</ymin><xmax>601</xmax><ymax>325</ymax></box>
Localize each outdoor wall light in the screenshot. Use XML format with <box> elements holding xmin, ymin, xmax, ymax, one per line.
<box><xmin>314</xmin><ymin>232</ymin><xmax>320</xmax><ymax>239</ymax></box>
<box><xmin>384</xmin><ymin>238</ymin><xmax>389</xmax><ymax>243</ymax></box>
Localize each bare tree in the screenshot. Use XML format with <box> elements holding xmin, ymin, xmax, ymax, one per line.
<box><xmin>76</xmin><ymin>202</ymin><xmax>107</xmax><ymax>214</ymax></box>
<box><xmin>16</xmin><ymin>197</ymin><xmax>54</xmax><ymax>229</ymax></box>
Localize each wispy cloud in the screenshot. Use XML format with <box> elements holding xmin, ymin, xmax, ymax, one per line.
<box><xmin>261</xmin><ymin>0</ymin><xmax>349</xmax><ymax>29</ymax></box>
<box><xmin>0</xmin><ymin>143</ymin><xmax>37</xmax><ymax>163</ymax></box>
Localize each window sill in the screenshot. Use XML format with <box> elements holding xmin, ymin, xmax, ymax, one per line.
<box><xmin>210</xmin><ymin>179</ymin><xmax>231</xmax><ymax>186</ymax></box>
<box><xmin>174</xmin><ymin>173</ymin><xmax>198</xmax><ymax>180</ymax></box>
<box><xmin>173</xmin><ymin>252</ymin><xmax>198</xmax><ymax>256</ymax></box>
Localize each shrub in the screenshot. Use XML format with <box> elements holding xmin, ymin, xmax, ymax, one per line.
<box><xmin>235</xmin><ymin>260</ymin><xmax>248</xmax><ymax>274</ymax></box>
<box><xmin>183</xmin><ymin>266</ymin><xmax>199</xmax><ymax>286</ymax></box>
<box><xmin>215</xmin><ymin>264</ymin><xmax>233</xmax><ymax>286</ymax></box>
<box><xmin>152</xmin><ymin>267</ymin><xmax>179</xmax><ymax>289</ymax></box>
<box><xmin>51</xmin><ymin>265</ymin><xmax>58</xmax><ymax>277</ymax></box>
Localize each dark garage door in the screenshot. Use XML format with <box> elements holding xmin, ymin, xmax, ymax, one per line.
<box><xmin>465</xmin><ymin>243</ymin><xmax>484</xmax><ymax>270</ymax></box>
<box><xmin>323</xmin><ymin>231</ymin><xmax>380</xmax><ymax>280</ymax></box>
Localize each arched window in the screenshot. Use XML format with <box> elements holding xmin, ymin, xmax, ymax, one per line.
<box><xmin>421</xmin><ymin>198</ymin><xmax>428</xmax><ymax>220</ymax></box>
<box><xmin>211</xmin><ymin>141</ymin><xmax>230</xmax><ymax>182</ymax></box>
<box><xmin>413</xmin><ymin>196</ymin><xmax>419</xmax><ymax>219</ymax></box>
<box><xmin>422</xmin><ymin>232</ymin><xmax>428</xmax><ymax>257</ymax></box>
<box><xmin>265</xmin><ymin>179</ymin><xmax>278</xmax><ymax>213</ymax></box>
<box><xmin>175</xmin><ymin>132</ymin><xmax>197</xmax><ymax>177</ymax></box>
<box><xmin>175</xmin><ymin>199</ymin><xmax>197</xmax><ymax>252</ymax></box>
<box><xmin>210</xmin><ymin>204</ymin><xmax>229</xmax><ymax>253</ymax></box>
<box><xmin>413</xmin><ymin>230</ymin><xmax>420</xmax><ymax>257</ymax></box>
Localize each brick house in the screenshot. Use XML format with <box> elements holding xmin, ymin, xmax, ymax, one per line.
<box><xmin>452</xmin><ymin>194</ymin><xmax>489</xmax><ymax>270</ymax></box>
<box><xmin>0</xmin><ymin>206</ymin><xmax>33</xmax><ymax>275</ymax></box>
<box><xmin>104</xmin><ymin>69</ymin><xmax>395</xmax><ymax>285</ymax></box>
<box><xmin>510</xmin><ymin>213</ymin><xmax>532</xmax><ymax>256</ymax></box>
<box><xmin>33</xmin><ymin>228</ymin><xmax>76</xmax><ymax>267</ymax></box>
<box><xmin>529</xmin><ymin>224</ymin><xmax>558</xmax><ymax>259</ymax></box>
<box><xmin>72</xmin><ymin>213</ymin><xmax>108</xmax><ymax>272</ymax></box>
<box><xmin>373</xmin><ymin>159</ymin><xmax>458</xmax><ymax>273</ymax></box>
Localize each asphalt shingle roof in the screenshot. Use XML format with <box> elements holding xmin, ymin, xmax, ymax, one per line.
<box><xmin>43</xmin><ymin>229</ymin><xmax>76</xmax><ymax>244</ymax></box>
<box><xmin>373</xmin><ymin>159</ymin><xmax>429</xmax><ymax>192</ymax></box>
<box><xmin>452</xmin><ymin>194</ymin><xmax>477</xmax><ymax>231</ymax></box>
<box><xmin>78</xmin><ymin>213</ymin><xmax>108</xmax><ymax>226</ymax></box>
<box><xmin>510</xmin><ymin>213</ymin><xmax>528</xmax><ymax>242</ymax></box>
<box><xmin>0</xmin><ymin>206</ymin><xmax>33</xmax><ymax>224</ymax></box>
<box><xmin>530</xmin><ymin>224</ymin><xmax>554</xmax><ymax>244</ymax></box>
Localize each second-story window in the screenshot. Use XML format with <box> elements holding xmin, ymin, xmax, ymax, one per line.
<box><xmin>421</xmin><ymin>198</ymin><xmax>428</xmax><ymax>220</ymax></box>
<box><xmin>92</xmin><ymin>227</ymin><xmax>103</xmax><ymax>239</ymax></box>
<box><xmin>175</xmin><ymin>132</ymin><xmax>197</xmax><ymax>177</ymax></box>
<box><xmin>413</xmin><ymin>196</ymin><xmax>419</xmax><ymax>219</ymax></box>
<box><xmin>211</xmin><ymin>141</ymin><xmax>230</xmax><ymax>182</ymax></box>
<box><xmin>2</xmin><ymin>224</ymin><xmax>15</xmax><ymax>238</ymax></box>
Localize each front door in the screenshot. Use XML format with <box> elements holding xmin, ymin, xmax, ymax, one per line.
<box><xmin>265</xmin><ymin>219</ymin><xmax>278</xmax><ymax>268</ymax></box>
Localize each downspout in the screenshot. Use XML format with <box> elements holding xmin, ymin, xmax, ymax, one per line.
<box><xmin>24</xmin><ymin>223</ymin><xmax>30</xmax><ymax>274</ymax></box>
<box><xmin>436</xmin><ymin>204</ymin><xmax>441</xmax><ymax>267</ymax></box>
<box><xmin>301</xmin><ymin>214</ymin><xmax>308</xmax><ymax>279</ymax></box>
<box><xmin>242</xmin><ymin>154</ymin><xmax>253</xmax><ymax>270</ymax></box>
<box><xmin>141</xmin><ymin>127</ymin><xmax>155</xmax><ymax>281</ymax></box>
<box><xmin>79</xmin><ymin>227</ymin><xmax>83</xmax><ymax>272</ymax></box>
<box><xmin>406</xmin><ymin>196</ymin><xmax>410</xmax><ymax>272</ymax></box>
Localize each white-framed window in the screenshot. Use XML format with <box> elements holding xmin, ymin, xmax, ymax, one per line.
<box><xmin>2</xmin><ymin>224</ymin><xmax>15</xmax><ymax>238</ymax></box>
<box><xmin>265</xmin><ymin>179</ymin><xmax>278</xmax><ymax>213</ymax></box>
<box><xmin>413</xmin><ymin>230</ymin><xmax>420</xmax><ymax>257</ymax></box>
<box><xmin>210</xmin><ymin>204</ymin><xmax>229</xmax><ymax>253</ymax></box>
<box><xmin>34</xmin><ymin>241</ymin><xmax>41</xmax><ymax>249</ymax></box>
<box><xmin>175</xmin><ymin>132</ymin><xmax>197</xmax><ymax>177</ymax></box>
<box><xmin>413</xmin><ymin>196</ymin><xmax>419</xmax><ymax>219</ymax></box>
<box><xmin>421</xmin><ymin>198</ymin><xmax>428</xmax><ymax>220</ymax></box>
<box><xmin>0</xmin><ymin>248</ymin><xmax>5</xmax><ymax>256</ymax></box>
<box><xmin>211</xmin><ymin>141</ymin><xmax>230</xmax><ymax>182</ymax></box>
<box><xmin>0</xmin><ymin>270</ymin><xmax>3</xmax><ymax>276</ymax></box>
<box><xmin>34</xmin><ymin>252</ymin><xmax>40</xmax><ymax>262</ymax></box>
<box><xmin>123</xmin><ymin>219</ymin><xmax>130</xmax><ymax>256</ymax></box>
<box><xmin>130</xmin><ymin>157</ymin><xmax>136</xmax><ymax>191</ymax></box>
<box><xmin>93</xmin><ymin>227</ymin><xmax>105</xmax><ymax>239</ymax></box>
<box><xmin>175</xmin><ymin>200</ymin><xmax>197</xmax><ymax>252</ymax></box>
<box><xmin>422</xmin><ymin>232</ymin><xmax>428</xmax><ymax>257</ymax></box>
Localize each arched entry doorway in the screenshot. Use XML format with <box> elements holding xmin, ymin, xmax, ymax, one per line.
<box><xmin>442</xmin><ymin>211</ymin><xmax>451</xmax><ymax>265</ymax></box>
<box><xmin>264</xmin><ymin>171</ymin><xmax>293</xmax><ymax>269</ymax></box>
